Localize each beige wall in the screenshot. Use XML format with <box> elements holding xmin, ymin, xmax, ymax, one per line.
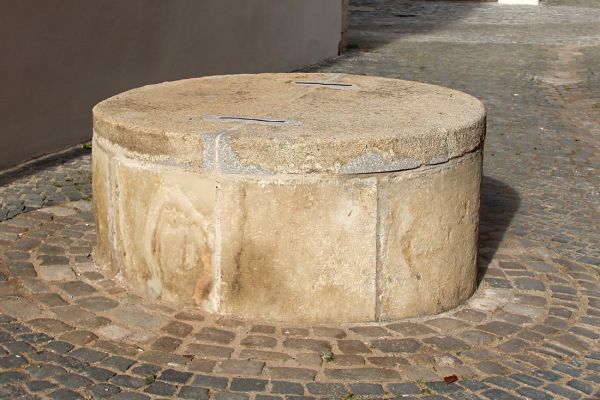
<box><xmin>0</xmin><ymin>0</ymin><xmax>342</xmax><ymax>171</ymax></box>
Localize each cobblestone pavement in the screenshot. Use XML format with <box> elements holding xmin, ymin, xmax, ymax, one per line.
<box><xmin>0</xmin><ymin>1</ymin><xmax>599</xmax><ymax>399</ymax></box>
<box><xmin>0</xmin><ymin>147</ymin><xmax>92</xmax><ymax>221</ymax></box>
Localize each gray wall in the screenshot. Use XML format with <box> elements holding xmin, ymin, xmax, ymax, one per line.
<box><xmin>0</xmin><ymin>0</ymin><xmax>342</xmax><ymax>171</ymax></box>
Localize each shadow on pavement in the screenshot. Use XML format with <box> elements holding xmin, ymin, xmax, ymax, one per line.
<box><xmin>0</xmin><ymin>146</ymin><xmax>90</xmax><ymax>187</ymax></box>
<box><xmin>344</xmin><ymin>0</ymin><xmax>484</xmax><ymax>51</ymax></box>
<box><xmin>477</xmin><ymin>175</ymin><xmax>520</xmax><ymax>284</ymax></box>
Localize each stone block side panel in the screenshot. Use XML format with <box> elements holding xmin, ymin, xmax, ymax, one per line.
<box><xmin>217</xmin><ymin>177</ymin><xmax>378</xmax><ymax>324</ymax></box>
<box><xmin>91</xmin><ymin>137</ymin><xmax>113</xmax><ymax>272</ymax></box>
<box><xmin>377</xmin><ymin>150</ymin><xmax>482</xmax><ymax>320</ymax></box>
<box><xmin>110</xmin><ymin>158</ymin><xmax>217</xmax><ymax>307</ymax></box>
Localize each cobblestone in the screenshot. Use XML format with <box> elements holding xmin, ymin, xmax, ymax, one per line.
<box><xmin>0</xmin><ymin>0</ymin><xmax>599</xmax><ymax>398</ymax></box>
<box><xmin>192</xmin><ymin>374</ymin><xmax>229</xmax><ymax>389</ymax></box>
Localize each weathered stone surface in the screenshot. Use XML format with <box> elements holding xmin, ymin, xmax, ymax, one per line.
<box><xmin>377</xmin><ymin>151</ymin><xmax>482</xmax><ymax>319</ymax></box>
<box><xmin>217</xmin><ymin>176</ymin><xmax>378</xmax><ymax>323</ymax></box>
<box><xmin>109</xmin><ymin>160</ymin><xmax>216</xmax><ymax>307</ymax></box>
<box><xmin>92</xmin><ymin>73</ymin><xmax>485</xmax><ymax>323</ymax></box>
<box><xmin>93</xmin><ymin>74</ymin><xmax>485</xmax><ymax>174</ymax></box>
<box><xmin>92</xmin><ymin>143</ymin><xmax>112</xmax><ymax>273</ymax></box>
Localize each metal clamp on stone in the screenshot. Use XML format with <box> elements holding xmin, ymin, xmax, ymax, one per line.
<box><xmin>92</xmin><ymin>73</ymin><xmax>486</xmax><ymax>324</ymax></box>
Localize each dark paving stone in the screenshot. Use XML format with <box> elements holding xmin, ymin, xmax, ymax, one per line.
<box><xmin>188</xmin><ymin>358</ymin><xmax>217</xmax><ymax>373</ymax></box>
<box><xmin>53</xmin><ymin>372</ymin><xmax>93</xmax><ymax>389</ymax></box>
<box><xmin>218</xmin><ymin>359</ymin><xmax>265</xmax><ymax>375</ymax></box>
<box><xmin>241</xmin><ymin>335</ymin><xmax>277</xmax><ymax>348</ymax></box>
<box><xmin>51</xmin><ymin>354</ymin><xmax>89</xmax><ymax>371</ymax></box>
<box><xmin>179</xmin><ymin>386</ymin><xmax>210</xmax><ymax>400</ymax></box>
<box><xmin>567</xmin><ymin>379</ymin><xmax>594</xmax><ymax>395</ymax></box>
<box><xmin>425</xmin><ymin>381</ymin><xmax>462</xmax><ymax>393</ymax></box>
<box><xmin>230</xmin><ymin>377</ymin><xmax>269</xmax><ymax>392</ymax></box>
<box><xmin>144</xmin><ymin>380</ymin><xmax>177</xmax><ymax>396</ymax></box>
<box><xmin>348</xmin><ymin>383</ymin><xmax>384</xmax><ymax>395</ymax></box>
<box><xmin>158</xmin><ymin>368</ymin><xmax>193</xmax><ymax>384</ymax></box>
<box><xmin>69</xmin><ymin>347</ymin><xmax>107</xmax><ymax>363</ymax></box>
<box><xmin>47</xmin><ymin>388</ymin><xmax>84</xmax><ymax>400</ymax></box>
<box><xmin>0</xmin><ymin>370</ymin><xmax>27</xmax><ymax>384</ymax></box>
<box><xmin>130</xmin><ymin>363</ymin><xmax>161</xmax><ymax>377</ymax></box>
<box><xmin>29</xmin><ymin>318</ymin><xmax>73</xmax><ymax>334</ymax></box>
<box><xmin>422</xmin><ymin>336</ymin><xmax>470</xmax><ymax>351</ymax></box>
<box><xmin>186</xmin><ymin>343</ymin><xmax>234</xmax><ymax>358</ymax></box>
<box><xmin>350</xmin><ymin>326</ymin><xmax>391</xmax><ymax>337</ymax></box>
<box><xmin>26</xmin><ymin>379</ymin><xmax>58</xmax><ymax>392</ymax></box>
<box><xmin>99</xmin><ymin>355</ymin><xmax>135</xmax><ymax>372</ymax></box>
<box><xmin>458</xmin><ymin>380</ymin><xmax>490</xmax><ymax>391</ymax></box>
<box><xmin>81</xmin><ymin>366</ymin><xmax>116</xmax><ymax>381</ymax></box>
<box><xmin>0</xmin><ymin>383</ymin><xmax>27</xmax><ymax>398</ymax></box>
<box><xmin>553</xmin><ymin>362</ymin><xmax>583</xmax><ymax>377</ymax></box>
<box><xmin>27</xmin><ymin>363</ymin><xmax>67</xmax><ymax>379</ymax></box>
<box><xmin>38</xmin><ymin>255</ymin><xmax>69</xmax><ymax>266</ymax></box>
<box><xmin>325</xmin><ymin>367</ymin><xmax>399</xmax><ymax>380</ymax></box>
<box><xmin>174</xmin><ymin>311</ymin><xmax>205</xmax><ymax>322</ymax></box>
<box><xmin>387</xmin><ymin>383</ymin><xmax>423</xmax><ymax>395</ymax></box>
<box><xmin>448</xmin><ymin>392</ymin><xmax>480</xmax><ymax>400</ymax></box>
<box><xmin>545</xmin><ymin>383</ymin><xmax>583</xmax><ymax>399</ymax></box>
<box><xmin>19</xmin><ymin>332</ymin><xmax>53</xmax><ymax>344</ymax></box>
<box><xmin>57</xmin><ymin>281</ymin><xmax>96</xmax><ymax>297</ymax></box>
<box><xmin>479</xmin><ymin>321</ymin><xmax>521</xmax><ymax>336</ymax></box>
<box><xmin>212</xmin><ymin>392</ymin><xmax>249</xmax><ymax>400</ymax></box>
<box><xmin>151</xmin><ymin>336</ymin><xmax>182</xmax><ymax>352</ymax></box>
<box><xmin>516</xmin><ymin>387</ymin><xmax>553</xmax><ymax>400</ymax></box>
<box><xmin>283</xmin><ymin>338</ymin><xmax>331</xmax><ymax>353</ymax></box>
<box><xmin>515</xmin><ymin>278</ymin><xmax>546</xmax><ymax>291</ymax></box>
<box><xmin>87</xmin><ymin>383</ymin><xmax>121</xmax><ymax>398</ymax></box>
<box><xmin>2</xmin><ymin>340</ymin><xmax>36</xmax><ymax>353</ymax></box>
<box><xmin>370</xmin><ymin>339</ymin><xmax>421</xmax><ymax>353</ymax></box>
<box><xmin>59</xmin><ymin>330</ymin><xmax>97</xmax><ymax>345</ymax></box>
<box><xmin>510</xmin><ymin>373</ymin><xmax>544</xmax><ymax>387</ymax></box>
<box><xmin>0</xmin><ymin>354</ymin><xmax>28</xmax><ymax>369</ymax></box>
<box><xmin>586</xmin><ymin>362</ymin><xmax>600</xmax><ymax>372</ymax></box>
<box><xmin>112</xmin><ymin>392</ymin><xmax>150</xmax><ymax>400</ymax></box>
<box><xmin>496</xmin><ymin>338</ymin><xmax>529</xmax><ymax>353</ymax></box>
<box><xmin>251</xmin><ymin>324</ymin><xmax>276</xmax><ymax>334</ymax></box>
<box><xmin>266</xmin><ymin>367</ymin><xmax>317</xmax><ymax>381</ymax></box>
<box><xmin>484</xmin><ymin>277</ymin><xmax>513</xmax><ymax>288</ymax></box>
<box><xmin>44</xmin><ymin>341</ymin><xmax>74</xmax><ymax>354</ymax></box>
<box><xmin>306</xmin><ymin>383</ymin><xmax>347</xmax><ymax>396</ymax></box>
<box><xmin>570</xmin><ymin>326</ymin><xmax>600</xmax><ymax>340</ymax></box>
<box><xmin>192</xmin><ymin>374</ymin><xmax>229</xmax><ymax>389</ymax></box>
<box><xmin>387</xmin><ymin>322</ymin><xmax>437</xmax><ymax>336</ymax></box>
<box><xmin>533</xmin><ymin>370</ymin><xmax>563</xmax><ymax>382</ymax></box>
<box><xmin>195</xmin><ymin>327</ymin><xmax>236</xmax><ymax>344</ymax></box>
<box><xmin>481</xmin><ymin>388</ymin><xmax>523</xmax><ymax>400</ymax></box>
<box><xmin>74</xmin><ymin>296</ymin><xmax>118</xmax><ymax>312</ymax></box>
<box><xmin>109</xmin><ymin>374</ymin><xmax>146</xmax><ymax>389</ymax></box>
<box><xmin>272</xmin><ymin>381</ymin><xmax>305</xmax><ymax>395</ymax></box>
<box><xmin>476</xmin><ymin>361</ymin><xmax>511</xmax><ymax>375</ymax></box>
<box><xmin>337</xmin><ymin>340</ymin><xmax>371</xmax><ymax>354</ymax></box>
<box><xmin>482</xmin><ymin>376</ymin><xmax>519</xmax><ymax>390</ymax></box>
<box><xmin>162</xmin><ymin>320</ymin><xmax>193</xmax><ymax>337</ymax></box>
<box><xmin>282</xmin><ymin>327</ymin><xmax>309</xmax><ymax>336</ymax></box>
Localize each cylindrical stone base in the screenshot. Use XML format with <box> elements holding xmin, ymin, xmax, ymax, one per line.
<box><xmin>92</xmin><ymin>73</ymin><xmax>485</xmax><ymax>323</ymax></box>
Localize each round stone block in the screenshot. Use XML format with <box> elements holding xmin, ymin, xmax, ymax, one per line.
<box><xmin>92</xmin><ymin>73</ymin><xmax>486</xmax><ymax>323</ymax></box>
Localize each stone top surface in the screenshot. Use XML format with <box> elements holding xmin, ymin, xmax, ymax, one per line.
<box><xmin>93</xmin><ymin>73</ymin><xmax>485</xmax><ymax>174</ymax></box>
